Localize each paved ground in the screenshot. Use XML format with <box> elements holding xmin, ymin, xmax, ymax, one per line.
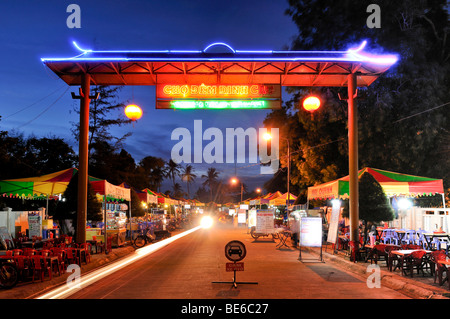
<box><xmin>1</xmin><ymin>223</ymin><xmax>449</xmax><ymax>301</ymax></box>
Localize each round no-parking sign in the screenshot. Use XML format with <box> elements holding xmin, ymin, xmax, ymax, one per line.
<box><xmin>224</xmin><ymin>240</ymin><xmax>246</xmax><ymax>262</ymax></box>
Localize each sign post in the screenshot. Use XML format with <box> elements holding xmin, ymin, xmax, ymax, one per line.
<box><xmin>212</xmin><ymin>240</ymin><xmax>258</xmax><ymax>288</ymax></box>
<box><xmin>298</xmin><ymin>217</ymin><xmax>324</xmax><ymax>263</ymax></box>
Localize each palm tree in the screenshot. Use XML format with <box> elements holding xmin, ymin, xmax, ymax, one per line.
<box><xmin>165</xmin><ymin>159</ymin><xmax>181</xmax><ymax>189</ymax></box>
<box><xmin>202</xmin><ymin>167</ymin><xmax>219</xmax><ymax>202</ymax></box>
<box><xmin>172</xmin><ymin>183</ymin><xmax>185</xmax><ymax>198</ymax></box>
<box><xmin>181</xmin><ymin>164</ymin><xmax>197</xmax><ymax>198</ymax></box>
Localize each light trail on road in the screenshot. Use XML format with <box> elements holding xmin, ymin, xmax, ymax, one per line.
<box><xmin>36</xmin><ymin>226</ymin><xmax>201</xmax><ymax>299</ymax></box>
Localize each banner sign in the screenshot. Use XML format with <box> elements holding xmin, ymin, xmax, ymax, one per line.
<box><xmin>300</xmin><ymin>217</ymin><xmax>322</xmax><ymax>248</ymax></box>
<box><xmin>327</xmin><ymin>202</ymin><xmax>341</xmax><ymax>244</ymax></box>
<box><xmin>28</xmin><ymin>212</ymin><xmax>42</xmax><ymax>238</ymax></box>
<box><xmin>157</xmin><ymin>83</ymin><xmax>281</xmax><ymax>99</ymax></box>
<box><xmin>156</xmin><ymin>83</ymin><xmax>281</xmax><ymax>109</ymax></box>
<box><xmin>256</xmin><ymin>209</ymin><xmax>274</xmax><ymax>234</ymax></box>
<box><xmin>248</xmin><ymin>209</ymin><xmax>257</xmax><ymax>228</ymax></box>
<box><xmin>237</xmin><ymin>209</ymin><xmax>246</xmax><ymax>224</ymax></box>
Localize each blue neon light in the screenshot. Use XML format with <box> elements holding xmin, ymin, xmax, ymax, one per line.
<box><xmin>41</xmin><ymin>40</ymin><xmax>398</xmax><ymax>66</ymax></box>
<box><xmin>203</xmin><ymin>42</ymin><xmax>236</xmax><ymax>53</ymax></box>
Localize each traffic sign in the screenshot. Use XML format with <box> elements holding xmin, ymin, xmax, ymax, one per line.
<box><xmin>224</xmin><ymin>240</ymin><xmax>246</xmax><ymax>262</ymax></box>
<box><xmin>226</xmin><ymin>262</ymin><xmax>244</xmax><ymax>272</ymax></box>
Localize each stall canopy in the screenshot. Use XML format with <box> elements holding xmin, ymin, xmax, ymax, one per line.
<box><xmin>308</xmin><ymin>167</ymin><xmax>444</xmax><ymax>200</ymax></box>
<box><xmin>90</xmin><ymin>180</ymin><xmax>131</xmax><ymax>201</ymax></box>
<box><xmin>0</xmin><ymin>168</ymin><xmax>78</xmax><ymax>199</ymax></box>
<box><xmin>269</xmin><ymin>192</ymin><xmax>298</xmax><ymax>206</ymax></box>
<box><xmin>141</xmin><ymin>188</ymin><xmax>158</xmax><ymax>204</ymax></box>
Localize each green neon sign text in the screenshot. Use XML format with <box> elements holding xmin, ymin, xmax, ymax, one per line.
<box><xmin>170</xmin><ymin>100</ymin><xmax>272</xmax><ymax>109</ymax></box>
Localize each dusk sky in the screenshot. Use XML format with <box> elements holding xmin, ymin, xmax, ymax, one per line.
<box><xmin>0</xmin><ymin>0</ymin><xmax>299</xmax><ymax>194</ymax></box>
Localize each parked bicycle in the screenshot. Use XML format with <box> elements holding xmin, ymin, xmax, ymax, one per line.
<box><xmin>0</xmin><ymin>259</ymin><xmax>18</xmax><ymax>289</ymax></box>
<box><xmin>133</xmin><ymin>225</ymin><xmax>155</xmax><ymax>248</ymax></box>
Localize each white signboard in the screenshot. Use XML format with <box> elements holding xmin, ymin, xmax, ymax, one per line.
<box><xmin>327</xmin><ymin>201</ymin><xmax>341</xmax><ymax>244</ymax></box>
<box><xmin>300</xmin><ymin>217</ymin><xmax>322</xmax><ymax>247</ymax></box>
<box><xmin>28</xmin><ymin>213</ymin><xmax>42</xmax><ymax>238</ymax></box>
<box><xmin>248</xmin><ymin>209</ymin><xmax>257</xmax><ymax>228</ymax></box>
<box><xmin>228</xmin><ymin>209</ymin><xmax>235</xmax><ymax>216</ymax></box>
<box><xmin>237</xmin><ymin>209</ymin><xmax>246</xmax><ymax>224</ymax></box>
<box><xmin>256</xmin><ymin>209</ymin><xmax>274</xmax><ymax>234</ymax></box>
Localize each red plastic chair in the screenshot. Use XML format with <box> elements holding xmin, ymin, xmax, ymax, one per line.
<box><xmin>79</xmin><ymin>243</ymin><xmax>92</xmax><ymax>263</ymax></box>
<box><xmin>65</xmin><ymin>248</ymin><xmax>80</xmax><ymax>266</ymax></box>
<box><xmin>405</xmin><ymin>250</ymin><xmax>427</xmax><ymax>277</ymax></box>
<box><xmin>12</xmin><ymin>249</ymin><xmax>23</xmax><ymax>256</ymax></box>
<box><xmin>38</xmin><ymin>249</ymin><xmax>51</xmax><ymax>257</ymax></box>
<box><xmin>430</xmin><ymin>250</ymin><xmax>448</xmax><ymax>285</ymax></box>
<box><xmin>30</xmin><ymin>256</ymin><xmax>52</xmax><ymax>282</ymax></box>
<box><xmin>14</xmin><ymin>255</ymin><xmax>31</xmax><ymax>279</ymax></box>
<box><xmin>23</xmin><ymin>248</ymin><xmax>37</xmax><ymax>256</ymax></box>
<box><xmin>371</xmin><ymin>244</ymin><xmax>388</xmax><ymax>265</ymax></box>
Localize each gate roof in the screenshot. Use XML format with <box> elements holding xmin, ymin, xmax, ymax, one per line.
<box><xmin>41</xmin><ymin>41</ymin><xmax>397</xmax><ymax>87</ymax></box>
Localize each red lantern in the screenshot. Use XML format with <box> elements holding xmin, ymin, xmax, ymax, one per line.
<box><xmin>302</xmin><ymin>96</ymin><xmax>321</xmax><ymax>112</ymax></box>
<box><xmin>124</xmin><ymin>104</ymin><xmax>143</xmax><ymax>121</ymax></box>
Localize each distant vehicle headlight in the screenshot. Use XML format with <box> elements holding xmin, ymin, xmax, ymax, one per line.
<box><xmin>200</xmin><ymin>216</ymin><xmax>214</xmax><ymax>229</ymax></box>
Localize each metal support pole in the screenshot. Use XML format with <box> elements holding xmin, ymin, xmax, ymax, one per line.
<box><xmin>287</xmin><ymin>139</ymin><xmax>290</xmax><ymax>208</ymax></box>
<box><xmin>348</xmin><ymin>73</ymin><xmax>359</xmax><ymax>245</ymax></box>
<box><xmin>74</xmin><ymin>73</ymin><xmax>91</xmax><ymax>244</ymax></box>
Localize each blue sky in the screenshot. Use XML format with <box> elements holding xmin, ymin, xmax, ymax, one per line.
<box><xmin>0</xmin><ymin>0</ymin><xmax>298</xmax><ymax>194</ymax></box>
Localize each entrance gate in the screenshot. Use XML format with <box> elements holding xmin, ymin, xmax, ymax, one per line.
<box><xmin>41</xmin><ymin>40</ymin><xmax>397</xmax><ymax>244</ymax></box>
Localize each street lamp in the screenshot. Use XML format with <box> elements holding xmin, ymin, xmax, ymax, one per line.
<box><xmin>263</xmin><ymin>133</ymin><xmax>291</xmax><ymax>207</ymax></box>
<box><xmin>231</xmin><ymin>177</ymin><xmax>244</xmax><ymax>203</ymax></box>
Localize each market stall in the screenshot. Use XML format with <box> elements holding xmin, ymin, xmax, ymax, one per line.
<box><xmin>90</xmin><ymin>179</ymin><xmax>131</xmax><ymax>248</ymax></box>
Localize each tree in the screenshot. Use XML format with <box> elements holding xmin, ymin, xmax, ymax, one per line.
<box><xmin>165</xmin><ymin>159</ymin><xmax>181</xmax><ymax>189</ymax></box>
<box><xmin>272</xmin><ymin>0</ymin><xmax>450</xmax><ymax>201</ymax></box>
<box><xmin>71</xmin><ymin>85</ymin><xmax>132</xmax><ymax>154</ymax></box>
<box><xmin>139</xmin><ymin>156</ymin><xmax>166</xmax><ymax>192</ymax></box>
<box><xmin>202</xmin><ymin>167</ymin><xmax>219</xmax><ymax>202</ymax></box>
<box><xmin>181</xmin><ymin>164</ymin><xmax>196</xmax><ymax>198</ymax></box>
<box><xmin>342</xmin><ymin>172</ymin><xmax>394</xmax><ymax>239</ymax></box>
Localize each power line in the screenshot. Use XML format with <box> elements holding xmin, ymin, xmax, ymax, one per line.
<box><xmin>3</xmin><ymin>85</ymin><xmax>67</xmax><ymax>120</ymax></box>
<box><xmin>393</xmin><ymin>101</ymin><xmax>450</xmax><ymax>123</ymax></box>
<box><xmin>16</xmin><ymin>87</ymin><xmax>70</xmax><ymax>130</ymax></box>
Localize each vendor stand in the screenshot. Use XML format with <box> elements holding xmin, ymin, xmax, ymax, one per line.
<box><xmin>90</xmin><ymin>179</ymin><xmax>131</xmax><ymax>250</ymax></box>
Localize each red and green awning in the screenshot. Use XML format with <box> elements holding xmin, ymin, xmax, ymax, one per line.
<box><xmin>0</xmin><ymin>168</ymin><xmax>78</xmax><ymax>199</ymax></box>
<box><xmin>308</xmin><ymin>167</ymin><xmax>444</xmax><ymax>200</ymax></box>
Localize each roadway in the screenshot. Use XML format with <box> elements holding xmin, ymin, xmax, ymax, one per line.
<box><xmin>52</xmin><ymin>222</ymin><xmax>409</xmax><ymax>300</ymax></box>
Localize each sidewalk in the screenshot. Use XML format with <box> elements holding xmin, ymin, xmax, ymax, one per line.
<box><xmin>303</xmin><ymin>244</ymin><xmax>450</xmax><ymax>299</ymax></box>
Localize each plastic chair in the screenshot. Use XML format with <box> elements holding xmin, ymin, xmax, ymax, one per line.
<box><xmin>430</xmin><ymin>250</ymin><xmax>448</xmax><ymax>286</ymax></box>
<box><xmin>23</xmin><ymin>248</ymin><xmax>37</xmax><ymax>256</ymax></box>
<box><xmin>30</xmin><ymin>256</ymin><xmax>52</xmax><ymax>282</ymax></box>
<box><xmin>65</xmin><ymin>248</ymin><xmax>80</xmax><ymax>266</ymax></box>
<box><xmin>402</xmin><ymin>230</ymin><xmax>416</xmax><ymax>245</ymax></box>
<box><xmin>385</xmin><ymin>245</ymin><xmax>400</xmax><ymax>271</ymax></box>
<box><xmin>12</xmin><ymin>249</ymin><xmax>23</xmax><ymax>256</ymax></box>
<box><xmin>370</xmin><ymin>244</ymin><xmax>388</xmax><ymax>265</ymax></box>
<box><xmin>38</xmin><ymin>249</ymin><xmax>51</xmax><ymax>257</ymax></box>
<box><xmin>404</xmin><ymin>250</ymin><xmax>427</xmax><ymax>277</ymax></box>
<box><xmin>414</xmin><ymin>229</ymin><xmax>427</xmax><ymax>248</ymax></box>
<box><xmin>79</xmin><ymin>243</ymin><xmax>92</xmax><ymax>263</ymax></box>
<box><xmin>51</xmin><ymin>248</ymin><xmax>66</xmax><ymax>271</ymax></box>
<box><xmin>14</xmin><ymin>255</ymin><xmax>31</xmax><ymax>279</ymax></box>
<box><xmin>347</xmin><ymin>241</ymin><xmax>365</xmax><ymax>262</ymax></box>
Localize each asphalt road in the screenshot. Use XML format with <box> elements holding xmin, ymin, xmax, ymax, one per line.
<box><xmin>59</xmin><ymin>222</ymin><xmax>409</xmax><ymax>300</ymax></box>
